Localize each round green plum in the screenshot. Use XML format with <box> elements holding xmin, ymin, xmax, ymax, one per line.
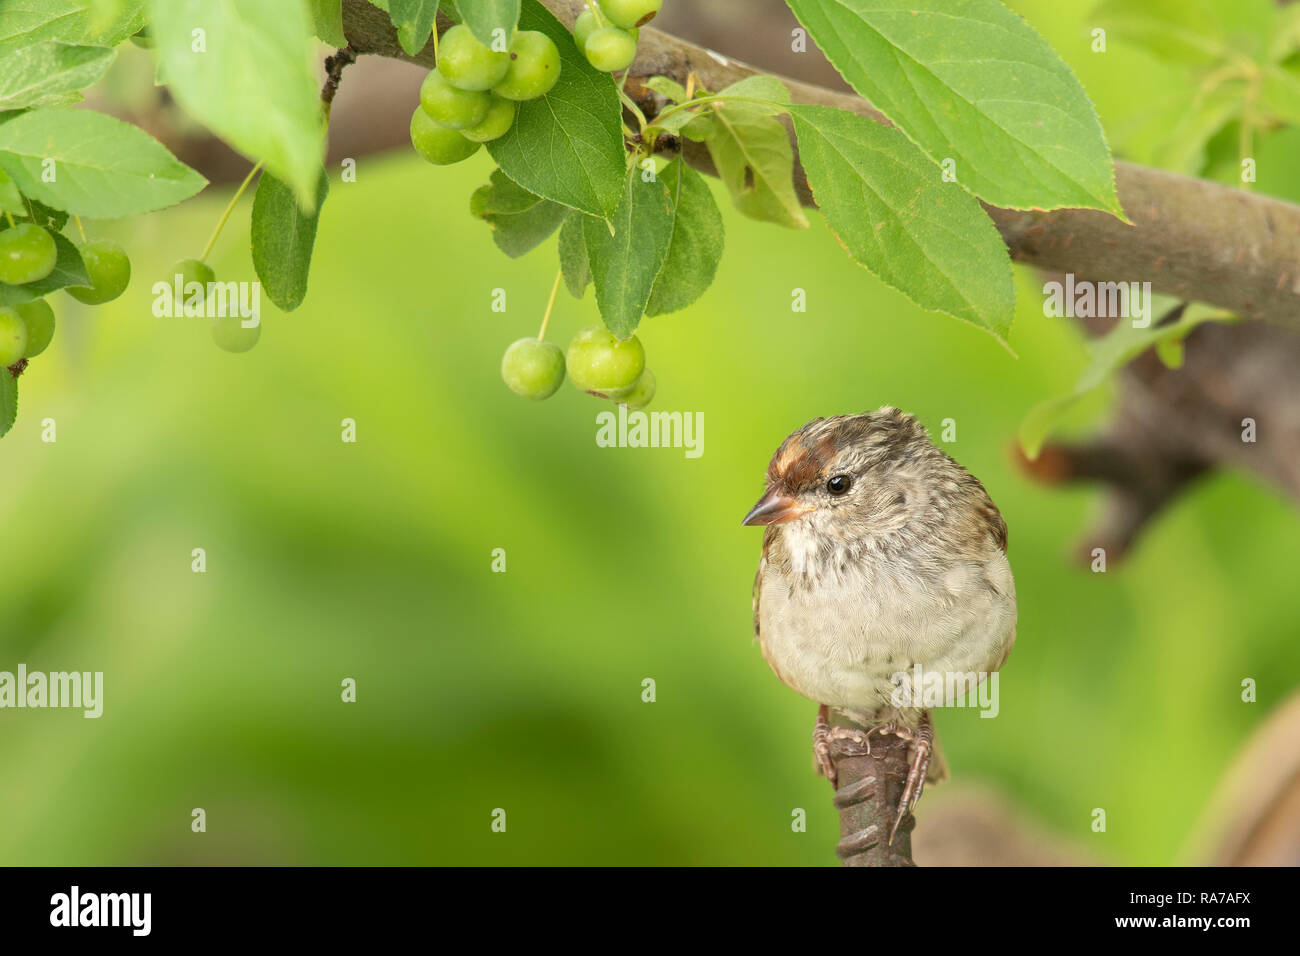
<box><xmin>0</xmin><ymin>223</ymin><xmax>58</xmax><ymax>286</ymax></box>
<box><xmin>420</xmin><ymin>69</ymin><xmax>491</xmax><ymax>129</ymax></box>
<box><xmin>66</xmin><ymin>239</ymin><xmax>130</xmax><ymax>304</ymax></box>
<box><xmin>574</xmin><ymin>8</ymin><xmax>601</xmax><ymax>50</ymax></box>
<box><xmin>493</xmin><ymin>31</ymin><xmax>561</xmax><ymax>101</ymax></box>
<box><xmin>602</xmin><ymin>0</ymin><xmax>661</xmax><ymax>29</ymax></box>
<box><xmin>461</xmin><ymin>96</ymin><xmax>517</xmax><ymax>142</ymax></box>
<box><xmin>172</xmin><ymin>258</ymin><xmax>214</xmax><ymax>310</ymax></box>
<box><xmin>173</xmin><ymin>257</ymin><xmax>215</xmax><ymax>289</ymax></box>
<box><xmin>614</xmin><ymin>368</ymin><xmax>655</xmax><ymax>409</ymax></box>
<box><xmin>410</xmin><ymin>107</ymin><xmax>481</xmax><ymax>165</ymax></box>
<box><xmin>15</xmin><ymin>299</ymin><xmax>54</xmax><ymax>358</ymax></box>
<box><xmin>566</xmin><ymin>326</ymin><xmax>644</xmax><ymax>395</ymax></box>
<box><xmin>0</xmin><ymin>307</ymin><xmax>28</xmax><ymax>366</ymax></box>
<box><xmin>583</xmin><ymin>26</ymin><xmax>638</xmax><ymax>73</ymax></box>
<box><xmin>211</xmin><ymin>314</ymin><xmax>260</xmax><ymax>353</ymax></box>
<box><xmin>437</xmin><ymin>24</ymin><xmax>511</xmax><ymax>91</ymax></box>
<box><xmin>501</xmin><ymin>338</ymin><xmax>565</xmax><ymax>399</ymax></box>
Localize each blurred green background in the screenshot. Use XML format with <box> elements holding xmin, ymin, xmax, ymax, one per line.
<box><xmin>1</xmin><ymin>0</ymin><xmax>1298</xmax><ymax>865</ymax></box>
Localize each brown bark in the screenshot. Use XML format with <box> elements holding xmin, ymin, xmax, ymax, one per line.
<box><xmin>1016</xmin><ymin>310</ymin><xmax>1300</xmax><ymax>564</ymax></box>
<box><xmin>827</xmin><ymin>710</ymin><xmax>915</xmax><ymax>867</ymax></box>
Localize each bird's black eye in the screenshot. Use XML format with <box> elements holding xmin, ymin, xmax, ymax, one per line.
<box><xmin>827</xmin><ymin>475</ymin><xmax>852</xmax><ymax>496</ymax></box>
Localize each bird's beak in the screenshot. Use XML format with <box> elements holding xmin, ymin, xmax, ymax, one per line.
<box><xmin>742</xmin><ymin>487</ymin><xmax>812</xmax><ymax>526</ymax></box>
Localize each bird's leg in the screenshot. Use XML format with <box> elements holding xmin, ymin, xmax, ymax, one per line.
<box><xmin>887</xmin><ymin>714</ymin><xmax>936</xmax><ymax>845</ymax></box>
<box><xmin>813</xmin><ymin>704</ymin><xmax>836</xmax><ymax>785</ymax></box>
<box><xmin>815</xmin><ymin>705</ymin><xmax>883</xmax><ymax>787</ymax></box>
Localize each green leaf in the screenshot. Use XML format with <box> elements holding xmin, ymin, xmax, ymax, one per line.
<box><xmin>1018</xmin><ymin>303</ymin><xmax>1233</xmax><ymax>459</ymax></box>
<box><xmin>308</xmin><ymin>0</ymin><xmax>348</xmax><ymax>47</ymax></box>
<box><xmin>646</xmin><ymin>160</ymin><xmax>723</xmax><ymax>317</ymax></box>
<box><xmin>487</xmin><ymin>0</ymin><xmax>625</xmax><ymax>219</ymax></box>
<box><xmin>251</xmin><ymin>168</ymin><xmax>329</xmax><ymax>312</ymax></box>
<box><xmin>0</xmin><ymin>227</ymin><xmax>90</xmax><ymax>306</ymax></box>
<box><xmin>0</xmin><ymin>108</ymin><xmax>206</xmax><ymax>217</ymax></box>
<box><xmin>0</xmin><ymin>0</ymin><xmax>146</xmax><ymax>56</ymax></box>
<box><xmin>455</xmin><ymin>0</ymin><xmax>518</xmax><ymax>47</ymax></box>
<box><xmin>787</xmin><ymin>0</ymin><xmax>1122</xmax><ymax>216</ymax></box>
<box><xmin>697</xmin><ymin>77</ymin><xmax>806</xmax><ymax>229</ymax></box>
<box><xmin>21</xmin><ymin>198</ymin><xmax>69</xmax><ymax>233</ymax></box>
<box><xmin>148</xmin><ymin>0</ymin><xmax>323</xmax><ymax>210</ymax></box>
<box><xmin>0</xmin><ymin>168</ymin><xmax>22</xmax><ymax>214</ymax></box>
<box><xmin>0</xmin><ymin>42</ymin><xmax>115</xmax><ymax>111</ymax></box>
<box><xmin>1269</xmin><ymin>4</ymin><xmax>1300</xmax><ymax>63</ymax></box>
<box><xmin>470</xmin><ymin>169</ymin><xmax>569</xmax><ymax>258</ymax></box>
<box><xmin>1261</xmin><ymin>65</ymin><xmax>1300</xmax><ymax>127</ymax></box>
<box><xmin>557</xmin><ymin>213</ymin><xmax>590</xmax><ymax>298</ymax></box>
<box><xmin>1093</xmin><ymin>0</ymin><xmax>1233</xmax><ymax>66</ymax></box>
<box><xmin>790</xmin><ymin>105</ymin><xmax>1014</xmax><ymax>339</ymax></box>
<box><xmin>710</xmin><ymin>75</ymin><xmax>791</xmax><ymax>114</ymax></box>
<box><xmin>389</xmin><ymin>0</ymin><xmax>440</xmax><ymax>55</ymax></box>
<box><xmin>0</xmin><ymin>370</ymin><xmax>16</xmax><ymax>440</ymax></box>
<box><xmin>1097</xmin><ymin>0</ymin><xmax>1275</xmax><ymax>65</ymax></box>
<box><xmin>1151</xmin><ymin>81</ymin><xmax>1245</xmax><ymax>174</ymax></box>
<box><xmin>645</xmin><ymin>76</ymin><xmax>688</xmax><ymax>104</ymax></box>
<box><xmin>582</xmin><ymin>168</ymin><xmax>674</xmax><ymax>338</ymax></box>
<box><xmin>700</xmin><ymin>100</ymin><xmax>807</xmax><ymax>229</ymax></box>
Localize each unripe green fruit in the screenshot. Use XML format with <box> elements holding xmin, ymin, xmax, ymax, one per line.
<box><xmin>437</xmin><ymin>24</ymin><xmax>510</xmax><ymax>91</ymax></box>
<box><xmin>602</xmin><ymin>0</ymin><xmax>661</xmax><ymax>29</ymax></box>
<box><xmin>66</xmin><ymin>238</ymin><xmax>130</xmax><ymax>304</ymax></box>
<box><xmin>173</xmin><ymin>257</ymin><xmax>215</xmax><ymax>290</ymax></box>
<box><xmin>0</xmin><ymin>223</ymin><xmax>58</xmax><ymax>285</ymax></box>
<box><xmin>172</xmin><ymin>258</ymin><xmax>214</xmax><ymax>309</ymax></box>
<box><xmin>0</xmin><ymin>306</ymin><xmax>28</xmax><ymax>366</ymax></box>
<box><xmin>15</xmin><ymin>299</ymin><xmax>55</xmax><ymax>358</ymax></box>
<box><xmin>211</xmin><ymin>314</ymin><xmax>260</xmax><ymax>353</ymax></box>
<box><xmin>615</xmin><ymin>368</ymin><xmax>655</xmax><ymax>409</ymax></box>
<box><xmin>493</xmin><ymin>30</ymin><xmax>562</xmax><ymax>100</ymax></box>
<box><xmin>574</xmin><ymin>8</ymin><xmax>601</xmax><ymax>50</ymax></box>
<box><xmin>410</xmin><ymin>107</ymin><xmax>481</xmax><ymax>165</ymax></box>
<box><xmin>501</xmin><ymin>338</ymin><xmax>565</xmax><ymax>399</ymax></box>
<box><xmin>461</xmin><ymin>96</ymin><xmax>517</xmax><ymax>142</ymax></box>
<box><xmin>420</xmin><ymin>69</ymin><xmax>491</xmax><ymax>129</ymax></box>
<box><xmin>583</xmin><ymin>27</ymin><xmax>638</xmax><ymax>73</ymax></box>
<box><xmin>566</xmin><ymin>326</ymin><xmax>644</xmax><ymax>394</ymax></box>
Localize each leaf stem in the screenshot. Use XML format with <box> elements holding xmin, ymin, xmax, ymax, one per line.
<box><xmin>649</xmin><ymin>92</ymin><xmax>782</xmax><ymax>129</ymax></box>
<box><xmin>200</xmin><ymin>162</ymin><xmax>261</xmax><ymax>263</ymax></box>
<box><xmin>3</xmin><ymin>210</ymin><xmax>13</xmax><ymax>229</ymax></box>
<box><xmin>538</xmin><ymin>268</ymin><xmax>563</xmax><ymax>341</ymax></box>
<box><xmin>73</xmin><ymin>215</ymin><xmax>86</xmax><ymax>241</ymax></box>
<box><xmin>617</xmin><ymin>75</ymin><xmax>647</xmax><ymax>135</ymax></box>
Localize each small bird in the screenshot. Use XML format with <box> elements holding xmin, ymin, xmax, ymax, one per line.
<box><xmin>744</xmin><ymin>408</ymin><xmax>1016</xmax><ymax>840</ymax></box>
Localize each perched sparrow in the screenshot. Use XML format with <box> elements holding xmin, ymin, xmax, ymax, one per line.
<box><xmin>744</xmin><ymin>408</ymin><xmax>1016</xmax><ymax>838</ymax></box>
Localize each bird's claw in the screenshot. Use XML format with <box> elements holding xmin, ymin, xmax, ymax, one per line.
<box><xmin>888</xmin><ymin>718</ymin><xmax>935</xmax><ymax>846</ymax></box>
<box><xmin>813</xmin><ymin>708</ymin><xmax>937</xmax><ymax>844</ymax></box>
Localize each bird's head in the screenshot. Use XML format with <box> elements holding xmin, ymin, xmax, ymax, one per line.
<box><xmin>741</xmin><ymin>408</ymin><xmax>934</xmax><ymax>531</ymax></box>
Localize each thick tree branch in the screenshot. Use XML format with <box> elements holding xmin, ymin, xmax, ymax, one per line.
<box><xmin>828</xmin><ymin>709</ymin><xmax>916</xmax><ymax>866</ymax></box>
<box><xmin>341</xmin><ymin>0</ymin><xmax>1300</xmax><ymax>328</ymax></box>
<box><xmin>1017</xmin><ymin>314</ymin><xmax>1300</xmax><ymax>564</ymax></box>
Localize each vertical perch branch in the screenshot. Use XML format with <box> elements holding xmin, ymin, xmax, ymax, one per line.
<box><xmin>828</xmin><ymin>709</ymin><xmax>916</xmax><ymax>866</ymax></box>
